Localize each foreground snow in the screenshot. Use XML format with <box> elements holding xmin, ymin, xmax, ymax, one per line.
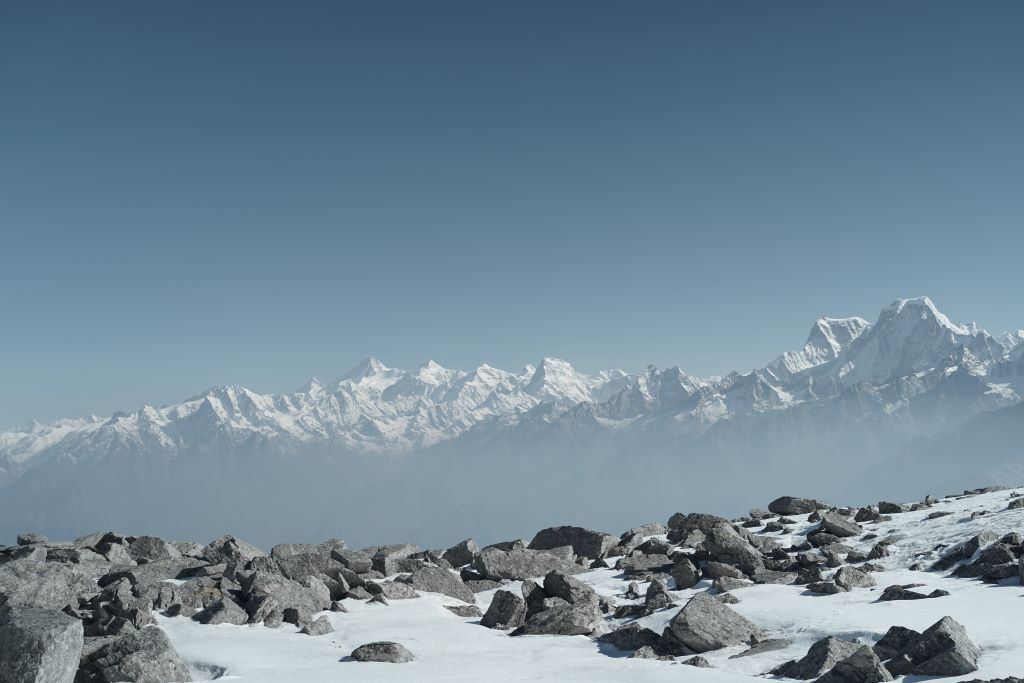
<box><xmin>161</xmin><ymin>489</ymin><xmax>1024</xmax><ymax>681</ymax></box>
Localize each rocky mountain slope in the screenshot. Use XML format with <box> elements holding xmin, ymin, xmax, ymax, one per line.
<box><xmin>2</xmin><ymin>484</ymin><xmax>1022</xmax><ymax>682</ymax></box>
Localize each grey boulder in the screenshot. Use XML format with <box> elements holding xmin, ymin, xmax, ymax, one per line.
<box><xmin>886</xmin><ymin>616</ymin><xmax>980</xmax><ymax>676</ymax></box>
<box><xmin>816</xmin><ymin>645</ymin><xmax>892</xmax><ymax>683</ymax></box>
<box><xmin>769</xmin><ymin>496</ymin><xmax>829</xmax><ymax>515</ymax></box>
<box><xmin>350</xmin><ymin>641</ymin><xmax>415</xmax><ymax>663</ymax></box>
<box><xmin>665</xmin><ymin>592</ymin><xmax>764</xmax><ymax>652</ymax></box>
<box><xmin>528</xmin><ymin>526</ymin><xmax>614</xmax><ymax>560</ymax></box>
<box><xmin>834</xmin><ymin>566</ymin><xmax>876</xmax><ymax>591</ymax></box>
<box><xmin>80</xmin><ymin>626</ymin><xmax>192</xmax><ymax>682</ymax></box>
<box><xmin>471</xmin><ymin>547</ymin><xmax>582</xmax><ymax>581</ymax></box>
<box><xmin>772</xmin><ymin>636</ymin><xmax>862</xmax><ymax>679</ymax></box>
<box><xmin>0</xmin><ymin>606</ymin><xmax>84</xmax><ymax>683</ymax></box>
<box><xmin>441</xmin><ymin>539</ymin><xmax>478</xmax><ymax>568</ymax></box>
<box><xmin>819</xmin><ymin>513</ymin><xmax>863</xmax><ymax>539</ymax></box>
<box><xmin>480</xmin><ymin>589</ymin><xmax>527</xmax><ymax>630</ymax></box>
<box><xmin>398</xmin><ymin>567</ymin><xmax>474</xmax><ymax>604</ymax></box>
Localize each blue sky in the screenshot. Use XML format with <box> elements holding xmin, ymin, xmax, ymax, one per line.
<box><xmin>1</xmin><ymin>1</ymin><xmax>1022</xmax><ymax>427</ymax></box>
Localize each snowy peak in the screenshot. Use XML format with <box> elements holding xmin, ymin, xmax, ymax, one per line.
<box><xmin>1</xmin><ymin>296</ymin><xmax>1021</xmax><ymax>483</ymax></box>
<box><xmin>524</xmin><ymin>358</ymin><xmax>594</xmax><ymax>404</ymax></box>
<box><xmin>773</xmin><ymin>315</ymin><xmax>871</xmax><ymax>375</ymax></box>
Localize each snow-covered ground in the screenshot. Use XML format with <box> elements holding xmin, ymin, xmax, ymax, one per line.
<box><xmin>160</xmin><ymin>489</ymin><xmax>1024</xmax><ymax>681</ymax></box>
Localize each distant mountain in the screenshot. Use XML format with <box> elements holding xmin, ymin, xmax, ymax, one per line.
<box><xmin>1</xmin><ymin>296</ymin><xmax>1022</xmax><ymax>547</ymax></box>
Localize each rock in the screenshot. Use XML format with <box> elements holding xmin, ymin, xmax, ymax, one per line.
<box><xmin>202</xmin><ymin>535</ymin><xmax>265</xmax><ymax>566</ymax></box>
<box><xmin>398</xmin><ymin>567</ymin><xmax>474</xmax><ymax>603</ymax></box>
<box><xmin>0</xmin><ymin>605</ymin><xmax>83</xmax><ymax>683</ymax></box>
<box><xmin>330</xmin><ymin>549</ymin><xmax>373</xmax><ymax>574</ymax></box>
<box><xmin>480</xmin><ymin>589</ymin><xmax>526</xmax><ymax>629</ymax></box>
<box><xmin>374</xmin><ymin>581</ymin><xmax>419</xmax><ymax>601</ymax></box>
<box><xmin>872</xmin><ymin>625</ymin><xmax>921</xmax><ymax>660</ymax></box>
<box><xmin>80</xmin><ymin>626</ymin><xmax>192</xmax><ymax>682</ymax></box>
<box><xmin>0</xmin><ymin>562</ymin><xmax>96</xmax><ymax>610</ymax></box>
<box><xmin>616</xmin><ymin>554</ymin><xmax>673</xmax><ymax>576</ymax></box>
<box><xmin>664</xmin><ymin>592</ymin><xmax>764</xmax><ymax>652</ymax></box>
<box><xmin>806</xmin><ymin>581</ymin><xmax>842</xmax><ymax>595</ymax></box>
<box><xmin>441</xmin><ymin>539</ymin><xmax>478</xmax><ymax>568</ymax></box>
<box><xmin>471</xmin><ymin>547</ymin><xmax>582</xmax><ymax>581</ymax></box>
<box><xmin>703</xmin><ymin>524</ymin><xmax>765</xmax><ymax>575</ymax></box>
<box><xmin>445</xmin><ymin>605</ymin><xmax>481</xmax><ymax>618</ymax></box>
<box><xmin>715</xmin><ymin>592</ymin><xmax>739</xmax><ymax>604</ymax></box>
<box><xmin>684</xmin><ymin>655</ymin><xmax>712</xmax><ymax>667</ymax></box>
<box><xmin>886</xmin><ymin>616</ymin><xmax>980</xmax><ymax>676</ymax></box>
<box><xmin>529</xmin><ymin>526</ymin><xmax>614</xmax><ymax>560</ymax></box>
<box><xmin>630</xmin><ymin>646</ymin><xmax>672</xmax><ymax>660</ymax></box>
<box><xmin>299</xmin><ymin>615</ymin><xmax>334</xmax><ymax>636</ymax></box>
<box><xmin>465</xmin><ymin>579</ymin><xmax>501</xmax><ymax>593</ymax></box>
<box><xmin>670</xmin><ymin>558</ymin><xmax>700</xmax><ymax>589</ymax></box>
<box><xmin>816</xmin><ymin>645</ymin><xmax>892</xmax><ymax>682</ymax></box>
<box><xmin>597</xmin><ymin>623</ymin><xmax>661</xmax><ymax>651</ymax></box>
<box><xmin>1008</xmin><ymin>498</ymin><xmax>1024</xmax><ymax>510</ymax></box>
<box><xmin>819</xmin><ymin>512</ymin><xmax>863</xmax><ymax>538</ymax></box>
<box><xmin>772</xmin><ymin>636</ymin><xmax>862</xmax><ymax>678</ymax></box>
<box><xmin>877</xmin><ymin>502</ymin><xmax>909</xmax><ymax>514</ymax></box>
<box><xmin>769</xmin><ymin>496</ymin><xmax>829</xmax><ymax>515</ymax></box>
<box><xmin>751</xmin><ymin>570</ymin><xmax>798</xmax><ymax>585</ymax></box>
<box><xmin>192</xmin><ymin>598</ymin><xmax>248</xmax><ymax>625</ymax></box>
<box><xmin>128</xmin><ymin>537</ymin><xmax>181</xmax><ymax>564</ymax></box>
<box><xmin>834</xmin><ymin>566</ymin><xmax>876</xmax><ymax>591</ymax></box>
<box><xmin>350</xmin><ymin>641</ymin><xmax>415</xmax><ymax>663</ymax></box>
<box><xmin>878</xmin><ymin>585</ymin><xmax>949</xmax><ymax>601</ymax></box>
<box><xmin>16</xmin><ymin>533</ymin><xmax>48</xmax><ymax>546</ymax></box>
<box><xmin>512</xmin><ymin>601</ymin><xmax>601</xmax><ymax>636</ymax></box>
<box><xmin>241</xmin><ymin>571</ymin><xmax>328</xmax><ymax>624</ymax></box>
<box><xmin>543</xmin><ymin>571</ymin><xmax>598</xmax><ymax>608</ymax></box>
<box><xmin>644</xmin><ymin>578</ymin><xmax>675</xmax><ymax>611</ymax></box>
<box><xmin>369</xmin><ymin>544</ymin><xmax>420</xmax><ymax>575</ymax></box>
<box><xmin>713</xmin><ymin>576</ymin><xmax>754</xmax><ymax>592</ymax></box>
<box><xmin>666</xmin><ymin>512</ymin><xmax>731</xmax><ymax>543</ymax></box>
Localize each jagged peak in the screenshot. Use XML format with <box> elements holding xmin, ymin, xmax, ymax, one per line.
<box><xmin>339</xmin><ymin>356</ymin><xmax>392</xmax><ymax>382</ymax></box>
<box><xmin>878</xmin><ymin>296</ymin><xmax>969</xmax><ymax>336</ymax></box>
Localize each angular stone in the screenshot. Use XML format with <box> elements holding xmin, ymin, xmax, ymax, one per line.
<box><xmin>528</xmin><ymin>526</ymin><xmax>614</xmax><ymax>560</ymax></box>
<box><xmin>834</xmin><ymin>566</ymin><xmax>876</xmax><ymax>591</ymax></box>
<box><xmin>398</xmin><ymin>567</ymin><xmax>474</xmax><ymax>604</ymax></box>
<box><xmin>617</xmin><ymin>554</ymin><xmax>673</xmax><ymax>576</ymax></box>
<box><xmin>769</xmin><ymin>496</ymin><xmax>829</xmax><ymax>515</ymax></box>
<box><xmin>670</xmin><ymin>558</ymin><xmax>701</xmax><ymax>589</ymax></box>
<box><xmin>441</xmin><ymin>539</ymin><xmax>478</xmax><ymax>568</ymax></box>
<box><xmin>872</xmin><ymin>625</ymin><xmax>921</xmax><ymax>660</ymax></box>
<box><xmin>193</xmin><ymin>598</ymin><xmax>248</xmax><ymax>625</ymax></box>
<box><xmin>703</xmin><ymin>524</ymin><xmax>765</xmax><ymax>575</ymax></box>
<box><xmin>300</xmin><ymin>615</ymin><xmax>334</xmax><ymax>636</ymax></box>
<box><xmin>887</xmin><ymin>616</ymin><xmax>980</xmax><ymax>676</ymax></box>
<box><xmin>665</xmin><ymin>592</ymin><xmax>764</xmax><ymax>652</ymax></box>
<box><xmin>772</xmin><ymin>636</ymin><xmax>861</xmax><ymax>679</ymax></box>
<box><xmin>128</xmin><ymin>537</ymin><xmax>181</xmax><ymax>564</ymax></box>
<box><xmin>480</xmin><ymin>589</ymin><xmax>527</xmax><ymax>629</ymax></box>
<box><xmin>819</xmin><ymin>513</ymin><xmax>863</xmax><ymax>539</ymax></box>
<box><xmin>597</xmin><ymin>622</ymin><xmax>662</xmax><ymax>651</ymax></box>
<box><xmin>0</xmin><ymin>563</ymin><xmax>96</xmax><ymax>610</ymax></box>
<box><xmin>816</xmin><ymin>645</ymin><xmax>892</xmax><ymax>682</ymax></box>
<box><xmin>0</xmin><ymin>605</ymin><xmax>83</xmax><ymax>683</ymax></box>
<box><xmin>471</xmin><ymin>547</ymin><xmax>582</xmax><ymax>581</ymax></box>
<box><xmin>512</xmin><ymin>601</ymin><xmax>601</xmax><ymax>636</ymax></box>
<box><xmin>444</xmin><ymin>604</ymin><xmax>481</xmax><ymax>618</ymax></box>
<box><xmin>81</xmin><ymin>626</ymin><xmax>192</xmax><ymax>682</ymax></box>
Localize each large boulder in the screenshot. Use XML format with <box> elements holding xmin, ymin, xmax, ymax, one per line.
<box><xmin>769</xmin><ymin>496</ymin><xmax>829</xmax><ymax>515</ymax></box>
<box><xmin>670</xmin><ymin>558</ymin><xmax>701</xmax><ymax>589</ymax></box>
<box><xmin>128</xmin><ymin>537</ymin><xmax>181</xmax><ymax>564</ymax></box>
<box><xmin>471</xmin><ymin>547</ymin><xmax>582</xmax><ymax>581</ymax></box>
<box><xmin>886</xmin><ymin>616</ymin><xmax>980</xmax><ymax>676</ymax></box>
<box><xmin>480</xmin><ymin>589</ymin><xmax>526</xmax><ymax>629</ymax></box>
<box><xmin>398</xmin><ymin>567</ymin><xmax>474</xmax><ymax>604</ymax></box>
<box><xmin>528</xmin><ymin>526</ymin><xmax>614</xmax><ymax>560</ymax></box>
<box><xmin>816</xmin><ymin>645</ymin><xmax>892</xmax><ymax>683</ymax></box>
<box><xmin>441</xmin><ymin>539</ymin><xmax>478</xmax><ymax>568</ymax></box>
<box><xmin>512</xmin><ymin>601</ymin><xmax>601</xmax><ymax>636</ymax></box>
<box><xmin>598</xmin><ymin>622</ymin><xmax>663</xmax><ymax>652</ymax></box>
<box><xmin>201</xmin><ymin>535</ymin><xmax>265</xmax><ymax>566</ymax></box>
<box><xmin>834</xmin><ymin>566</ymin><xmax>876</xmax><ymax>591</ymax></box>
<box><xmin>665</xmin><ymin>592</ymin><xmax>764</xmax><ymax>652</ymax></box>
<box><xmin>192</xmin><ymin>598</ymin><xmax>248</xmax><ymax>625</ymax></box>
<box><xmin>0</xmin><ymin>606</ymin><xmax>83</xmax><ymax>683</ymax></box>
<box><xmin>772</xmin><ymin>636</ymin><xmax>862</xmax><ymax>679</ymax></box>
<box><xmin>79</xmin><ymin>626</ymin><xmax>192</xmax><ymax>682</ymax></box>
<box><xmin>666</xmin><ymin>512</ymin><xmax>731</xmax><ymax>543</ymax></box>
<box><xmin>350</xmin><ymin>641</ymin><xmax>415</xmax><ymax>663</ymax></box>
<box><xmin>703</xmin><ymin>524</ymin><xmax>765</xmax><ymax>575</ymax></box>
<box><xmin>241</xmin><ymin>571</ymin><xmax>328</xmax><ymax>625</ymax></box>
<box><xmin>818</xmin><ymin>513</ymin><xmax>863</xmax><ymax>539</ymax></box>
<box><xmin>0</xmin><ymin>563</ymin><xmax>96</xmax><ymax>610</ymax></box>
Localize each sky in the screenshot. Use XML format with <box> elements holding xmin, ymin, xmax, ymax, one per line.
<box><xmin>1</xmin><ymin>1</ymin><xmax>1022</xmax><ymax>428</ymax></box>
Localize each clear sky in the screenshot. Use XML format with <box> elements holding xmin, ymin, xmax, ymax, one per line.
<box><xmin>1</xmin><ymin>1</ymin><xmax>1022</xmax><ymax>427</ymax></box>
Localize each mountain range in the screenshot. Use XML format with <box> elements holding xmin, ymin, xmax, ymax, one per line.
<box><xmin>2</xmin><ymin>296</ymin><xmax>1023</xmax><ymax>548</ymax></box>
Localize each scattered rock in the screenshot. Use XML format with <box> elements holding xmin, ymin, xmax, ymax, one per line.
<box><xmin>528</xmin><ymin>526</ymin><xmax>614</xmax><ymax>560</ymax></box>
<box><xmin>399</xmin><ymin>567</ymin><xmax>474</xmax><ymax>603</ymax></box>
<box><xmin>772</xmin><ymin>636</ymin><xmax>861</xmax><ymax>679</ymax></box>
<box><xmin>350</xmin><ymin>641</ymin><xmax>415</xmax><ymax>663</ymax></box>
<box><xmin>768</xmin><ymin>496</ymin><xmax>829</xmax><ymax>515</ymax></box>
<box><xmin>834</xmin><ymin>566</ymin><xmax>876</xmax><ymax>591</ymax></box>
<box><xmin>79</xmin><ymin>626</ymin><xmax>192</xmax><ymax>682</ymax></box>
<box><xmin>816</xmin><ymin>645</ymin><xmax>893</xmax><ymax>682</ymax></box>
<box><xmin>445</xmin><ymin>605</ymin><xmax>481</xmax><ymax>618</ymax></box>
<box><xmin>886</xmin><ymin>616</ymin><xmax>980</xmax><ymax>676</ymax></box>
<box><xmin>480</xmin><ymin>589</ymin><xmax>526</xmax><ymax>630</ymax></box>
<box><xmin>299</xmin><ymin>615</ymin><xmax>334</xmax><ymax>636</ymax></box>
<box><xmin>441</xmin><ymin>539</ymin><xmax>478</xmax><ymax>568</ymax></box>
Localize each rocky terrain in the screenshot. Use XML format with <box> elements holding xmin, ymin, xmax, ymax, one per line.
<box><xmin>2</xmin><ymin>486</ymin><xmax>1024</xmax><ymax>681</ymax></box>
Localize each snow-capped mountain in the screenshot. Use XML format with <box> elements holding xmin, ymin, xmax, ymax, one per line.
<box><xmin>2</xmin><ymin>296</ymin><xmax>1023</xmax><ymax>549</ymax></box>
<box><xmin>1</xmin><ymin>296</ymin><xmax>1021</xmax><ymax>490</ymax></box>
